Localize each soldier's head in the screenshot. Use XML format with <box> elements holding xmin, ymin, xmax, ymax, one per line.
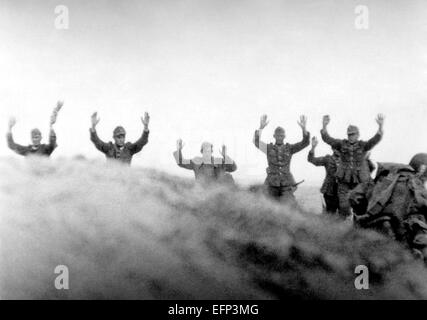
<box><xmin>200</xmin><ymin>142</ymin><xmax>213</xmax><ymax>157</ymax></box>
<box><xmin>409</xmin><ymin>153</ymin><xmax>427</xmax><ymax>178</ymax></box>
<box><xmin>332</xmin><ymin>148</ymin><xmax>340</xmax><ymax>158</ymax></box>
<box><xmin>273</xmin><ymin>127</ymin><xmax>285</xmax><ymax>145</ymax></box>
<box><xmin>30</xmin><ymin>128</ymin><xmax>42</xmax><ymax>146</ymax></box>
<box><xmin>200</xmin><ymin>142</ymin><xmax>213</xmax><ymax>156</ymax></box>
<box><xmin>347</xmin><ymin>125</ymin><xmax>360</xmax><ymax>143</ymax></box>
<box><xmin>113</xmin><ymin>126</ymin><xmax>126</xmax><ymax>147</ymax></box>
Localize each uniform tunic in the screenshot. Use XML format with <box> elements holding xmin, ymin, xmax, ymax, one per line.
<box><xmin>307</xmin><ymin>151</ymin><xmax>338</xmax><ymax>196</ymax></box>
<box><xmin>320</xmin><ymin>130</ymin><xmax>382</xmax><ymax>184</ymax></box>
<box><xmin>6</xmin><ymin>130</ymin><xmax>57</xmax><ymax>157</ymax></box>
<box><xmin>254</xmin><ymin>130</ymin><xmax>310</xmax><ymax>187</ymax></box>
<box><xmin>90</xmin><ymin>128</ymin><xmax>149</xmax><ymax>165</ymax></box>
<box><xmin>173</xmin><ymin>150</ymin><xmax>237</xmax><ymax>183</ymax></box>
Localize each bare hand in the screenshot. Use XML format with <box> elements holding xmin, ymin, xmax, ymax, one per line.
<box><xmin>259</xmin><ymin>114</ymin><xmax>269</xmax><ymax>130</ymax></box>
<box><xmin>56</xmin><ymin>100</ymin><xmax>64</xmax><ymax>112</ymax></box>
<box><xmin>91</xmin><ymin>112</ymin><xmax>100</xmax><ymax>128</ymax></box>
<box><xmin>50</xmin><ymin>101</ymin><xmax>63</xmax><ymax>126</ymax></box>
<box><xmin>376</xmin><ymin>113</ymin><xmax>385</xmax><ymax>127</ymax></box>
<box><xmin>176</xmin><ymin>139</ymin><xmax>184</xmax><ymax>151</ymax></box>
<box><xmin>311</xmin><ymin>136</ymin><xmax>318</xmax><ymax>148</ymax></box>
<box><xmin>141</xmin><ymin>112</ymin><xmax>150</xmax><ymax>128</ymax></box>
<box><xmin>297</xmin><ymin>115</ymin><xmax>307</xmax><ymax>130</ymax></box>
<box><xmin>322</xmin><ymin>115</ymin><xmax>330</xmax><ymax>128</ymax></box>
<box><xmin>8</xmin><ymin>117</ymin><xmax>16</xmax><ymax>130</ymax></box>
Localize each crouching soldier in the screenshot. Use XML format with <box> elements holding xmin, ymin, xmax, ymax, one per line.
<box><xmin>253</xmin><ymin>114</ymin><xmax>310</xmax><ymax>204</ymax></box>
<box><xmin>173</xmin><ymin>139</ymin><xmax>237</xmax><ymax>185</ymax></box>
<box><xmin>321</xmin><ymin>114</ymin><xmax>384</xmax><ymax>217</ymax></box>
<box><xmin>307</xmin><ymin>136</ymin><xmax>340</xmax><ymax>215</ymax></box>
<box><xmin>349</xmin><ymin>153</ymin><xmax>427</xmax><ymax>262</ymax></box>
<box><xmin>6</xmin><ymin>101</ymin><xmax>63</xmax><ymax>157</ymax></box>
<box><xmin>89</xmin><ymin>111</ymin><xmax>150</xmax><ymax>165</ymax></box>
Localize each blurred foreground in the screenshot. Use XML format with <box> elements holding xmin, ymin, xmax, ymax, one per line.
<box><xmin>1</xmin><ymin>158</ymin><xmax>427</xmax><ymax>299</ymax></box>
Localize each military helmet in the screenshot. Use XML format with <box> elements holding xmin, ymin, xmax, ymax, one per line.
<box><xmin>347</xmin><ymin>125</ymin><xmax>359</xmax><ymax>135</ymax></box>
<box><xmin>113</xmin><ymin>126</ymin><xmax>126</xmax><ymax>137</ymax></box>
<box><xmin>274</xmin><ymin>126</ymin><xmax>285</xmax><ymax>135</ymax></box>
<box><xmin>409</xmin><ymin>153</ymin><xmax>427</xmax><ymax>172</ymax></box>
<box><xmin>31</xmin><ymin>128</ymin><xmax>41</xmax><ymax>137</ymax></box>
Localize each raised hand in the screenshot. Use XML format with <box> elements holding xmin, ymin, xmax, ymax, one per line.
<box><xmin>311</xmin><ymin>136</ymin><xmax>318</xmax><ymax>149</ymax></box>
<box><xmin>91</xmin><ymin>112</ymin><xmax>100</xmax><ymax>129</ymax></box>
<box><xmin>297</xmin><ymin>115</ymin><xmax>307</xmax><ymax>131</ymax></box>
<box><xmin>141</xmin><ymin>112</ymin><xmax>150</xmax><ymax>130</ymax></box>
<box><xmin>376</xmin><ymin>114</ymin><xmax>385</xmax><ymax>127</ymax></box>
<box><xmin>8</xmin><ymin>117</ymin><xmax>16</xmax><ymax>130</ymax></box>
<box><xmin>50</xmin><ymin>100</ymin><xmax>64</xmax><ymax>126</ymax></box>
<box><xmin>259</xmin><ymin>114</ymin><xmax>269</xmax><ymax>130</ymax></box>
<box><xmin>220</xmin><ymin>145</ymin><xmax>227</xmax><ymax>157</ymax></box>
<box><xmin>176</xmin><ymin>139</ymin><xmax>184</xmax><ymax>151</ymax></box>
<box><xmin>322</xmin><ymin>115</ymin><xmax>330</xmax><ymax>129</ymax></box>
<box><xmin>56</xmin><ymin>100</ymin><xmax>64</xmax><ymax>112</ymax></box>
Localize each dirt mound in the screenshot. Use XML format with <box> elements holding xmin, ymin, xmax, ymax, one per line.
<box><xmin>1</xmin><ymin>157</ymin><xmax>426</xmax><ymax>299</ymax></box>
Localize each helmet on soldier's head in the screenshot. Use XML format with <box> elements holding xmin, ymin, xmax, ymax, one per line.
<box><xmin>113</xmin><ymin>126</ymin><xmax>126</xmax><ymax>137</ymax></box>
<box><xmin>274</xmin><ymin>126</ymin><xmax>285</xmax><ymax>135</ymax></box>
<box><xmin>347</xmin><ymin>125</ymin><xmax>359</xmax><ymax>135</ymax></box>
<box><xmin>409</xmin><ymin>153</ymin><xmax>427</xmax><ymax>172</ymax></box>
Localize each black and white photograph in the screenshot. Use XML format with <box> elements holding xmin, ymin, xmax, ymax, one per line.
<box><xmin>1</xmin><ymin>0</ymin><xmax>427</xmax><ymax>310</ymax></box>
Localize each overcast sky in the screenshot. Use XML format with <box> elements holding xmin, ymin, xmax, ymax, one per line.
<box><xmin>1</xmin><ymin>0</ymin><xmax>427</xmax><ymax>185</ymax></box>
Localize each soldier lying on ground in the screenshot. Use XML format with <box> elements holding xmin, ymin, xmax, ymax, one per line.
<box><xmin>173</xmin><ymin>139</ymin><xmax>237</xmax><ymax>184</ymax></box>
<box><xmin>89</xmin><ymin>111</ymin><xmax>149</xmax><ymax>165</ymax></box>
<box><xmin>6</xmin><ymin>101</ymin><xmax>63</xmax><ymax>157</ymax></box>
<box><xmin>320</xmin><ymin>114</ymin><xmax>385</xmax><ymax>218</ymax></box>
<box><xmin>253</xmin><ymin>114</ymin><xmax>310</xmax><ymax>204</ymax></box>
<box><xmin>349</xmin><ymin>153</ymin><xmax>427</xmax><ymax>262</ymax></box>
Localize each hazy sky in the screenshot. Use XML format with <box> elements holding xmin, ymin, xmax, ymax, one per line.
<box><xmin>1</xmin><ymin>0</ymin><xmax>427</xmax><ymax>185</ymax></box>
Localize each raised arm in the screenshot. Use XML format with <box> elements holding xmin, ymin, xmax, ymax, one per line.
<box><xmin>320</xmin><ymin>115</ymin><xmax>342</xmax><ymax>150</ymax></box>
<box><xmin>173</xmin><ymin>139</ymin><xmax>193</xmax><ymax>170</ymax></box>
<box><xmin>363</xmin><ymin>114</ymin><xmax>384</xmax><ymax>151</ymax></box>
<box><xmin>219</xmin><ymin>145</ymin><xmax>237</xmax><ymax>172</ymax></box>
<box><xmin>129</xmin><ymin>112</ymin><xmax>150</xmax><ymax>154</ymax></box>
<box><xmin>290</xmin><ymin>115</ymin><xmax>310</xmax><ymax>154</ymax></box>
<box><xmin>45</xmin><ymin>101</ymin><xmax>63</xmax><ymax>153</ymax></box>
<box><xmin>307</xmin><ymin>137</ymin><xmax>326</xmax><ymax>166</ymax></box>
<box><xmin>89</xmin><ymin>112</ymin><xmax>110</xmax><ymax>153</ymax></box>
<box><xmin>6</xmin><ymin>118</ymin><xmax>29</xmax><ymax>156</ymax></box>
<box><xmin>253</xmin><ymin>114</ymin><xmax>269</xmax><ymax>154</ymax></box>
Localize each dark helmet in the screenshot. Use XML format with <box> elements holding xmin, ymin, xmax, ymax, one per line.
<box><xmin>409</xmin><ymin>153</ymin><xmax>427</xmax><ymax>172</ymax></box>
<box><xmin>113</xmin><ymin>126</ymin><xmax>126</xmax><ymax>137</ymax></box>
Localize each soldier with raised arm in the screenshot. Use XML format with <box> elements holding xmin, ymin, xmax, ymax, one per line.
<box><xmin>253</xmin><ymin>114</ymin><xmax>310</xmax><ymax>203</ymax></box>
<box><xmin>307</xmin><ymin>136</ymin><xmax>340</xmax><ymax>215</ymax></box>
<box><xmin>89</xmin><ymin>111</ymin><xmax>150</xmax><ymax>165</ymax></box>
<box><xmin>320</xmin><ymin>114</ymin><xmax>384</xmax><ymax>217</ymax></box>
<box><xmin>6</xmin><ymin>101</ymin><xmax>63</xmax><ymax>157</ymax></box>
<box><xmin>173</xmin><ymin>139</ymin><xmax>237</xmax><ymax>184</ymax></box>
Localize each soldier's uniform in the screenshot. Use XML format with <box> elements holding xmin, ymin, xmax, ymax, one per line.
<box><xmin>350</xmin><ymin>158</ymin><xmax>427</xmax><ymax>261</ymax></box>
<box><xmin>254</xmin><ymin>130</ymin><xmax>310</xmax><ymax>203</ymax></box>
<box><xmin>173</xmin><ymin>150</ymin><xmax>237</xmax><ymax>184</ymax></box>
<box><xmin>6</xmin><ymin>129</ymin><xmax>57</xmax><ymax>157</ymax></box>
<box><xmin>90</xmin><ymin>127</ymin><xmax>149</xmax><ymax>165</ymax></box>
<box><xmin>321</xmin><ymin>126</ymin><xmax>382</xmax><ymax>217</ymax></box>
<box><xmin>307</xmin><ymin>150</ymin><xmax>339</xmax><ymax>214</ymax></box>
